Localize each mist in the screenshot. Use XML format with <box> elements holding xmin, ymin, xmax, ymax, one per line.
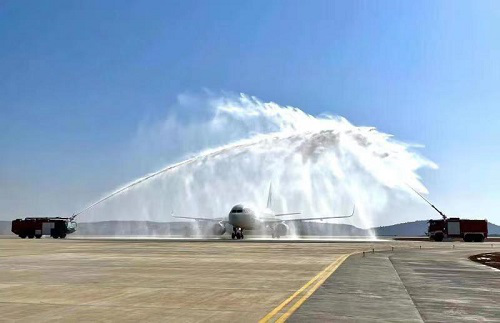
<box><xmin>80</xmin><ymin>93</ymin><xmax>436</xmax><ymax>232</ymax></box>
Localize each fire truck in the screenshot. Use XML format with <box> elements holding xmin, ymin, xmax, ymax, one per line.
<box><xmin>11</xmin><ymin>217</ymin><xmax>77</xmax><ymax>239</ymax></box>
<box><xmin>411</xmin><ymin>187</ymin><xmax>488</xmax><ymax>242</ymax></box>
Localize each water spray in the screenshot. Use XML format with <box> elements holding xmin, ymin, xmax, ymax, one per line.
<box><xmin>74</xmin><ymin>94</ymin><xmax>435</xmax><ymax>235</ymax></box>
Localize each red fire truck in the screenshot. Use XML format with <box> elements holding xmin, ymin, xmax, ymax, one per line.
<box><xmin>11</xmin><ymin>217</ymin><xmax>77</xmax><ymax>239</ymax></box>
<box><xmin>411</xmin><ymin>188</ymin><xmax>488</xmax><ymax>242</ymax></box>
<box><xmin>427</xmin><ymin>218</ymin><xmax>488</xmax><ymax>242</ymax></box>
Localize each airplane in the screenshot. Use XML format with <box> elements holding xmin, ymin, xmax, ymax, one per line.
<box><xmin>172</xmin><ymin>184</ymin><xmax>355</xmax><ymax>239</ymax></box>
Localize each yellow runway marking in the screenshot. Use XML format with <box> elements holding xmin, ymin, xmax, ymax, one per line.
<box><xmin>259</xmin><ymin>253</ymin><xmax>354</xmax><ymax>323</ymax></box>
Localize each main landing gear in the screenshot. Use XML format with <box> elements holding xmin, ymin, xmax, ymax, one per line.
<box><xmin>231</xmin><ymin>227</ymin><xmax>244</xmax><ymax>240</ymax></box>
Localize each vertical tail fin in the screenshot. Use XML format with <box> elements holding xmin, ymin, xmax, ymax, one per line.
<box><xmin>266</xmin><ymin>182</ymin><xmax>272</xmax><ymax>209</ymax></box>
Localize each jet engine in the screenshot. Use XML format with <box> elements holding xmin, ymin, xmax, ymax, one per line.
<box><xmin>212</xmin><ymin>223</ymin><xmax>226</xmax><ymax>235</ymax></box>
<box><xmin>273</xmin><ymin>223</ymin><xmax>288</xmax><ymax>238</ymax></box>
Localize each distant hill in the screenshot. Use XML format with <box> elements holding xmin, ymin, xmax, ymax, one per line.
<box><xmin>0</xmin><ymin>220</ymin><xmax>370</xmax><ymax>237</ymax></box>
<box><xmin>1</xmin><ymin>219</ymin><xmax>499</xmax><ymax>237</ymax></box>
<box><xmin>74</xmin><ymin>221</ymin><xmax>371</xmax><ymax>237</ymax></box>
<box><xmin>487</xmin><ymin>222</ymin><xmax>500</xmax><ymax>235</ymax></box>
<box><xmin>76</xmin><ymin>221</ymin><xmax>183</xmax><ymax>236</ymax></box>
<box><xmin>374</xmin><ymin>220</ymin><xmax>428</xmax><ymax>237</ymax></box>
<box><xmin>0</xmin><ymin>221</ymin><xmax>13</xmax><ymax>235</ymax></box>
<box><xmin>294</xmin><ymin>221</ymin><xmax>370</xmax><ymax>236</ymax></box>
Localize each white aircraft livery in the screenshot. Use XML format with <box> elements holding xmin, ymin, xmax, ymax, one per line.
<box><xmin>172</xmin><ymin>184</ymin><xmax>355</xmax><ymax>239</ymax></box>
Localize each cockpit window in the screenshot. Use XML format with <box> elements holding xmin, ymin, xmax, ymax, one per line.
<box><xmin>231</xmin><ymin>204</ymin><xmax>247</xmax><ymax>213</ymax></box>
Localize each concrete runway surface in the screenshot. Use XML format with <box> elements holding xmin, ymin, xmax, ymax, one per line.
<box><xmin>0</xmin><ymin>237</ymin><xmax>498</xmax><ymax>322</ymax></box>
<box><xmin>289</xmin><ymin>246</ymin><xmax>500</xmax><ymax>322</ymax></box>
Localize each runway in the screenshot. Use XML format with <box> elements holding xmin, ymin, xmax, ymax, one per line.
<box><xmin>289</xmin><ymin>246</ymin><xmax>500</xmax><ymax>322</ymax></box>
<box><xmin>0</xmin><ymin>238</ymin><xmax>498</xmax><ymax>322</ymax></box>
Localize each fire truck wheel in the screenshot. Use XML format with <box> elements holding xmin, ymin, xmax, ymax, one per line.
<box><xmin>60</xmin><ymin>234</ymin><xmax>67</xmax><ymax>239</ymax></box>
<box><xmin>52</xmin><ymin>235</ymin><xmax>59</xmax><ymax>239</ymax></box>
<box><xmin>35</xmin><ymin>234</ymin><xmax>42</xmax><ymax>239</ymax></box>
<box><xmin>28</xmin><ymin>234</ymin><xmax>34</xmax><ymax>239</ymax></box>
<box><xmin>19</xmin><ymin>234</ymin><xmax>27</xmax><ymax>239</ymax></box>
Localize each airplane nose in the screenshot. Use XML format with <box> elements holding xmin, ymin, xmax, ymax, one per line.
<box><xmin>229</xmin><ymin>213</ymin><xmax>244</xmax><ymax>226</ymax></box>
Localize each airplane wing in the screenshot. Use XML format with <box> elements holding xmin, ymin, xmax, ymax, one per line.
<box><xmin>274</xmin><ymin>212</ymin><xmax>301</xmax><ymax>217</ymax></box>
<box><xmin>171</xmin><ymin>212</ymin><xmax>227</xmax><ymax>223</ymax></box>
<box><xmin>264</xmin><ymin>206</ymin><xmax>355</xmax><ymax>223</ymax></box>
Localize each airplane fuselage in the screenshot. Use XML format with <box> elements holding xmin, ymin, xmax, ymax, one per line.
<box><xmin>227</xmin><ymin>204</ymin><xmax>261</xmax><ymax>230</ymax></box>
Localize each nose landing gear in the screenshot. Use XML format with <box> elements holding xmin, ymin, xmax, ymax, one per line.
<box><xmin>231</xmin><ymin>227</ymin><xmax>244</xmax><ymax>240</ymax></box>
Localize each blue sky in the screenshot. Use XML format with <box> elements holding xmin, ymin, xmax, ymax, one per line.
<box><xmin>1</xmin><ymin>0</ymin><xmax>499</xmax><ymax>224</ymax></box>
